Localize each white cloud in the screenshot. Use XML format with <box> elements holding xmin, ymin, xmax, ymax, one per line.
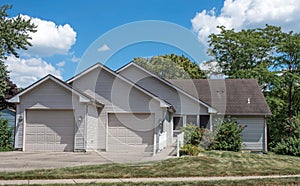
<box><xmin>5</xmin><ymin>56</ymin><xmax>62</xmax><ymax>88</ymax></box>
<box><xmin>191</xmin><ymin>0</ymin><xmax>300</xmax><ymax>45</ymax></box>
<box><xmin>97</xmin><ymin>44</ymin><xmax>111</xmax><ymax>52</ymax></box>
<box><xmin>71</xmin><ymin>56</ymin><xmax>80</xmax><ymax>62</ymax></box>
<box><xmin>21</xmin><ymin>15</ymin><xmax>77</xmax><ymax>57</ymax></box>
<box><xmin>56</xmin><ymin>61</ymin><xmax>65</xmax><ymax>67</ymax></box>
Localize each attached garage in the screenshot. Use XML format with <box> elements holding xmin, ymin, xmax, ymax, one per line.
<box><xmin>107</xmin><ymin>113</ymin><xmax>154</xmax><ymax>152</ymax></box>
<box><xmin>25</xmin><ymin>110</ymin><xmax>75</xmax><ymax>152</ymax></box>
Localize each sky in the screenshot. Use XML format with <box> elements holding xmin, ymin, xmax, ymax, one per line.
<box><xmin>2</xmin><ymin>0</ymin><xmax>300</xmax><ymax>88</ymax></box>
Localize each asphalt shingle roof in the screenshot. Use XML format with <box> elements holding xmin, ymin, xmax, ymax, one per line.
<box><xmin>168</xmin><ymin>79</ymin><xmax>272</xmax><ymax>115</ymax></box>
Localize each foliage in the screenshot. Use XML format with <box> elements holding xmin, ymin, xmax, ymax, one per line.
<box><xmin>0</xmin><ymin>117</ymin><xmax>13</xmax><ymax>151</ymax></box>
<box><xmin>182</xmin><ymin>124</ymin><xmax>202</xmax><ymax>145</ymax></box>
<box><xmin>270</xmin><ymin>115</ymin><xmax>300</xmax><ymax>148</ymax></box>
<box><xmin>273</xmin><ymin>137</ymin><xmax>300</xmax><ymax>156</ymax></box>
<box><xmin>133</xmin><ymin>53</ymin><xmax>206</xmax><ymax>79</ymax></box>
<box><xmin>0</xmin><ymin>4</ymin><xmax>36</xmax><ymax>96</ymax></box>
<box><xmin>271</xmin><ymin>115</ymin><xmax>300</xmax><ymax>156</ymax></box>
<box><xmin>179</xmin><ymin>143</ymin><xmax>203</xmax><ymax>156</ymax></box>
<box><xmin>208</xmin><ymin>25</ymin><xmax>281</xmax><ymax>86</ymax></box>
<box><xmin>0</xmin><ymin>78</ymin><xmax>18</xmax><ymax>110</ymax></box>
<box><xmin>210</xmin><ymin>118</ymin><xmax>246</xmax><ymax>152</ymax></box>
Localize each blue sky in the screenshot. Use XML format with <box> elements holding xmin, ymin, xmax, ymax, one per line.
<box><xmin>2</xmin><ymin>0</ymin><xmax>300</xmax><ymax>87</ymax></box>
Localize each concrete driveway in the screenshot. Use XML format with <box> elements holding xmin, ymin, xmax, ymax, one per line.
<box><xmin>0</xmin><ymin>148</ymin><xmax>174</xmax><ymax>172</ymax></box>
<box><xmin>0</xmin><ymin>151</ymin><xmax>110</xmax><ymax>172</ymax></box>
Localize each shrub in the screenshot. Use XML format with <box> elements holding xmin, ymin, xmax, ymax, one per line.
<box><xmin>0</xmin><ymin>118</ymin><xmax>13</xmax><ymax>151</ymax></box>
<box><xmin>273</xmin><ymin>137</ymin><xmax>300</xmax><ymax>156</ymax></box>
<box><xmin>181</xmin><ymin>124</ymin><xmax>211</xmax><ymax>148</ymax></box>
<box><xmin>210</xmin><ymin>118</ymin><xmax>246</xmax><ymax>152</ymax></box>
<box><xmin>179</xmin><ymin>144</ymin><xmax>204</xmax><ymax>156</ymax></box>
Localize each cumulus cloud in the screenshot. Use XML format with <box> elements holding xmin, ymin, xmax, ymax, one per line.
<box><xmin>191</xmin><ymin>0</ymin><xmax>300</xmax><ymax>45</ymax></box>
<box><xmin>21</xmin><ymin>15</ymin><xmax>77</xmax><ymax>56</ymax></box>
<box><xmin>5</xmin><ymin>56</ymin><xmax>62</xmax><ymax>88</ymax></box>
<box><xmin>97</xmin><ymin>44</ymin><xmax>111</xmax><ymax>52</ymax></box>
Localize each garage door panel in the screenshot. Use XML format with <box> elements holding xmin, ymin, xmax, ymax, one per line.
<box><xmin>25</xmin><ymin>110</ymin><xmax>74</xmax><ymax>152</ymax></box>
<box><xmin>108</xmin><ymin>113</ymin><xmax>154</xmax><ymax>152</ymax></box>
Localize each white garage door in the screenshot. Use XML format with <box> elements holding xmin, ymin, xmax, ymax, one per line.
<box><xmin>25</xmin><ymin>110</ymin><xmax>75</xmax><ymax>152</ymax></box>
<box><xmin>108</xmin><ymin>113</ymin><xmax>154</xmax><ymax>152</ymax></box>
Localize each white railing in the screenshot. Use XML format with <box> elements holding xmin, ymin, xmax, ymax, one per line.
<box><xmin>158</xmin><ymin>132</ymin><xmax>167</xmax><ymax>151</ymax></box>
<box><xmin>176</xmin><ymin>132</ymin><xmax>184</xmax><ymax>157</ymax></box>
<box><xmin>153</xmin><ymin>133</ymin><xmax>157</xmax><ymax>156</ymax></box>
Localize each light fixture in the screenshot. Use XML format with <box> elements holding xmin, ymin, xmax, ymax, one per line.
<box><xmin>78</xmin><ymin>116</ymin><xmax>83</xmax><ymax>123</ymax></box>
<box><xmin>18</xmin><ymin>115</ymin><xmax>23</xmax><ymax>122</ymax></box>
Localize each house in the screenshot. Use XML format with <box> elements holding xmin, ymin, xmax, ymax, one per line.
<box><xmin>9</xmin><ymin>62</ymin><xmax>271</xmax><ymax>153</ymax></box>
<box><xmin>0</xmin><ymin>108</ymin><xmax>15</xmax><ymax>129</ymax></box>
<box><xmin>0</xmin><ymin>108</ymin><xmax>16</xmax><ymax>146</ymax></box>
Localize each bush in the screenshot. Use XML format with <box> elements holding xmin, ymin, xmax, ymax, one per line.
<box><xmin>269</xmin><ymin>115</ymin><xmax>300</xmax><ymax>149</ymax></box>
<box><xmin>273</xmin><ymin>137</ymin><xmax>300</xmax><ymax>156</ymax></box>
<box><xmin>181</xmin><ymin>124</ymin><xmax>211</xmax><ymax>147</ymax></box>
<box><xmin>210</xmin><ymin>118</ymin><xmax>245</xmax><ymax>152</ymax></box>
<box><xmin>0</xmin><ymin>118</ymin><xmax>13</xmax><ymax>151</ymax></box>
<box><xmin>179</xmin><ymin>144</ymin><xmax>204</xmax><ymax>156</ymax></box>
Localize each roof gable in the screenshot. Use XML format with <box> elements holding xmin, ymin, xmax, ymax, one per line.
<box><xmin>168</xmin><ymin>79</ymin><xmax>272</xmax><ymax>115</ymax></box>
<box><xmin>67</xmin><ymin>63</ymin><xmax>173</xmax><ymax>109</ymax></box>
<box><xmin>117</xmin><ymin>62</ymin><xmax>217</xmax><ymax>113</ymax></box>
<box><xmin>9</xmin><ymin>75</ymin><xmax>104</xmax><ymax>107</ymax></box>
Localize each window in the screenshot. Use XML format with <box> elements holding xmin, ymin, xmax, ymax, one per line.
<box><xmin>186</xmin><ymin>115</ymin><xmax>197</xmax><ymax>125</ymax></box>
<box><xmin>200</xmin><ymin>115</ymin><xmax>210</xmax><ymax>128</ymax></box>
<box><xmin>173</xmin><ymin>116</ymin><xmax>183</xmax><ymax>130</ymax></box>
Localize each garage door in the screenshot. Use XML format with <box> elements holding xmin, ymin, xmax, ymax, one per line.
<box><xmin>108</xmin><ymin>113</ymin><xmax>154</xmax><ymax>152</ymax></box>
<box><xmin>25</xmin><ymin>110</ymin><xmax>75</xmax><ymax>152</ymax></box>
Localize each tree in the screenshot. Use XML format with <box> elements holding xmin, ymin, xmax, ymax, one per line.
<box><xmin>0</xmin><ymin>117</ymin><xmax>13</xmax><ymax>151</ymax></box>
<box><xmin>133</xmin><ymin>54</ymin><xmax>206</xmax><ymax>79</ymax></box>
<box><xmin>274</xmin><ymin>32</ymin><xmax>300</xmax><ymax>117</ymax></box>
<box><xmin>0</xmin><ymin>4</ymin><xmax>36</xmax><ymax>96</ymax></box>
<box><xmin>208</xmin><ymin>25</ymin><xmax>281</xmax><ymax>87</ymax></box>
<box><xmin>0</xmin><ymin>78</ymin><xmax>18</xmax><ymax>110</ymax></box>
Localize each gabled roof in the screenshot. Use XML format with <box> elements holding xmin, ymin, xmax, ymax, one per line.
<box><xmin>67</xmin><ymin>63</ymin><xmax>174</xmax><ymax>110</ymax></box>
<box><xmin>9</xmin><ymin>74</ymin><xmax>104</xmax><ymax>107</ymax></box>
<box><xmin>117</xmin><ymin>62</ymin><xmax>217</xmax><ymax>113</ymax></box>
<box><xmin>168</xmin><ymin>79</ymin><xmax>272</xmax><ymax>116</ymax></box>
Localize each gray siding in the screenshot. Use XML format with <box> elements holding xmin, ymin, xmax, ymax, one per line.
<box><xmin>234</xmin><ymin>116</ymin><xmax>266</xmax><ymax>151</ymax></box>
<box><xmin>72</xmin><ymin>67</ymin><xmax>165</xmax><ymax>151</ymax></box>
<box><xmin>0</xmin><ymin>109</ymin><xmax>15</xmax><ymax>128</ymax></box>
<box><xmin>15</xmin><ymin>79</ymin><xmax>86</xmax><ymax>151</ymax></box>
<box><xmin>119</xmin><ymin>65</ymin><xmax>208</xmax><ymax>115</ymax></box>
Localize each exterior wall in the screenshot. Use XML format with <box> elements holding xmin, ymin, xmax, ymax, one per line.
<box><xmin>0</xmin><ymin>109</ymin><xmax>15</xmax><ymax>146</ymax></box>
<box><xmin>15</xmin><ymin>79</ymin><xmax>86</xmax><ymax>151</ymax></box>
<box><xmin>72</xmin><ymin>67</ymin><xmax>165</xmax><ymax>151</ymax></box>
<box><xmin>0</xmin><ymin>109</ymin><xmax>15</xmax><ymax>128</ymax></box>
<box><xmin>233</xmin><ymin>116</ymin><xmax>266</xmax><ymax>151</ymax></box>
<box><xmin>119</xmin><ymin>65</ymin><xmax>208</xmax><ymax>114</ymax></box>
<box><xmin>86</xmin><ymin>105</ymin><xmax>100</xmax><ymax>150</ymax></box>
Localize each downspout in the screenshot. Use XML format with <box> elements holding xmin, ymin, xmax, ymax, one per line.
<box><xmin>264</xmin><ymin>115</ymin><xmax>268</xmax><ymax>153</ymax></box>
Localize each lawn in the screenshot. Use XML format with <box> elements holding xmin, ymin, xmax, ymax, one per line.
<box><xmin>1</xmin><ymin>151</ymin><xmax>300</xmax><ymax>180</ymax></box>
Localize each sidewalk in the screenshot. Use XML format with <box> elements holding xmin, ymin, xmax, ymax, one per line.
<box><xmin>1</xmin><ymin>174</ymin><xmax>300</xmax><ymax>185</ymax></box>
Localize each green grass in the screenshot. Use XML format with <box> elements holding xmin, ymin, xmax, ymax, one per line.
<box><xmin>1</xmin><ymin>151</ymin><xmax>300</xmax><ymax>180</ymax></box>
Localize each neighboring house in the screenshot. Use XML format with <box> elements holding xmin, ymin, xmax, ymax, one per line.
<box><xmin>0</xmin><ymin>108</ymin><xmax>16</xmax><ymax>146</ymax></box>
<box><xmin>9</xmin><ymin>62</ymin><xmax>271</xmax><ymax>153</ymax></box>
<box><xmin>0</xmin><ymin>108</ymin><xmax>15</xmax><ymax>129</ymax></box>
